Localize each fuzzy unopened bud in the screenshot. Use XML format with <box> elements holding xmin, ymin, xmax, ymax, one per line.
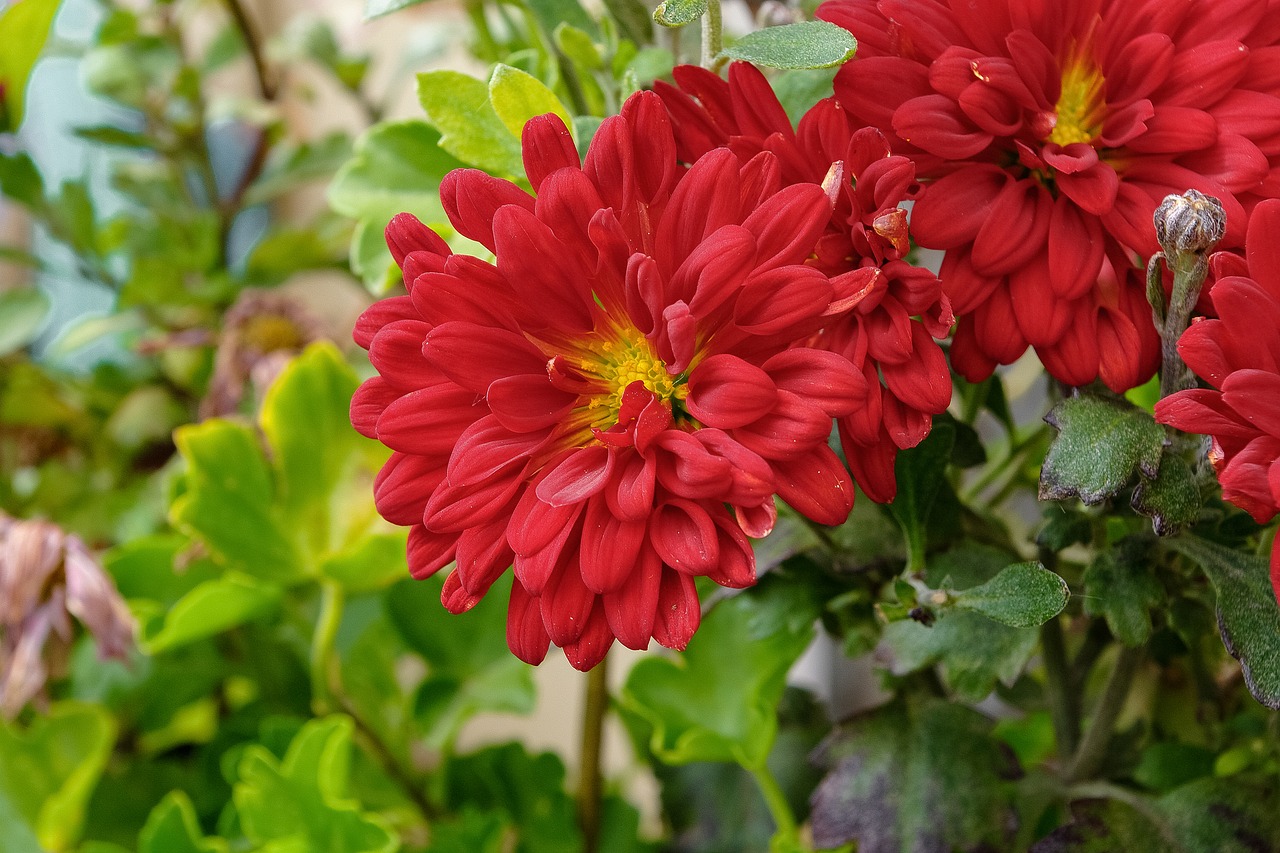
<box><xmin>1155</xmin><ymin>189</ymin><xmax>1226</xmax><ymax>257</ymax></box>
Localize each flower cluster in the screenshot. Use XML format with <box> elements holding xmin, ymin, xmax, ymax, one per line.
<box><xmin>818</xmin><ymin>0</ymin><xmax>1280</xmax><ymax>391</ymax></box>
<box><xmin>655</xmin><ymin>62</ymin><xmax>952</xmax><ymax>501</ymax></box>
<box><xmin>352</xmin><ymin>92</ymin><xmax>871</xmax><ymax>669</ymax></box>
<box><xmin>1156</xmin><ymin>199</ymin><xmax>1280</xmax><ymax>603</ymax></box>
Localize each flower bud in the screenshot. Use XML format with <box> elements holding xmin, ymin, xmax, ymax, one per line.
<box><xmin>1154</xmin><ymin>189</ymin><xmax>1226</xmax><ymax>256</ymax></box>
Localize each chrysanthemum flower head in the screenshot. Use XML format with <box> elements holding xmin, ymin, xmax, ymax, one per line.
<box><xmin>352</xmin><ymin>91</ymin><xmax>865</xmax><ymax>670</ymax></box>
<box><xmin>656</xmin><ymin>62</ymin><xmax>953</xmax><ymax>502</ymax></box>
<box><xmin>818</xmin><ymin>0</ymin><xmax>1280</xmax><ymax>392</ymax></box>
<box><xmin>1156</xmin><ymin>199</ymin><xmax>1280</xmax><ymax>603</ymax></box>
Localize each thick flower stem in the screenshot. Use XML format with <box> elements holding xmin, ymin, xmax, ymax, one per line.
<box><xmin>701</xmin><ymin>0</ymin><xmax>723</xmax><ymax>70</ymax></box>
<box><xmin>748</xmin><ymin>763</ymin><xmax>802</xmax><ymax>849</ymax></box>
<box><xmin>1065</xmin><ymin>644</ymin><xmax>1144</xmax><ymax>783</ymax></box>
<box><xmin>578</xmin><ymin>656</ymin><xmax>610</xmax><ymax>853</ymax></box>
<box><xmin>1150</xmin><ymin>251</ymin><xmax>1210</xmax><ymax>401</ymax></box>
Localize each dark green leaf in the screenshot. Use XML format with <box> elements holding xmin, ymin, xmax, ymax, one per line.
<box><xmin>954</xmin><ymin>561</ymin><xmax>1069</xmax><ymax>628</ymax></box>
<box><xmin>619</xmin><ymin>573</ymin><xmax>822</xmax><ymax>767</ymax></box>
<box><xmin>1132</xmin><ymin>456</ymin><xmax>1201</xmax><ymax>536</ymax></box>
<box><xmin>444</xmin><ymin>744</ymin><xmax>582</xmax><ymax>853</ymax></box>
<box><xmin>416</xmin><ymin>71</ymin><xmax>522</xmax><ymax>177</ymax></box>
<box><xmin>1037</xmin><ymin>507</ymin><xmax>1093</xmax><ymax>553</ymax></box>
<box><xmin>1031</xmin><ymin>797</ymin><xmax>1169</xmax><ymax>853</ymax></box>
<box><xmin>1040</xmin><ymin>395</ymin><xmax>1165</xmax><ymax>505</ymax></box>
<box><xmin>0</xmin><ymin>287</ymin><xmax>48</xmax><ymax>357</ymax></box>
<box><xmin>0</xmin><ymin>151</ymin><xmax>44</xmax><ymax>209</ymax></box>
<box><xmin>424</xmin><ymin>810</ymin><xmax>508</xmax><ymax>853</ymax></box>
<box><xmin>810</xmin><ymin>701</ymin><xmax>1017</xmax><ymax>852</ymax></box>
<box><xmin>889</xmin><ymin>421</ymin><xmax>956</xmax><ymax>568</ymax></box>
<box><xmin>602</xmin><ymin>0</ymin><xmax>652</xmax><ymax>44</ymax></box>
<box><xmin>878</xmin><ymin>610</ymin><xmax>1038</xmax><ymax>701</ymax></box>
<box><xmin>1169</xmin><ymin>536</ymin><xmax>1280</xmax><ymax>708</ymax></box>
<box><xmin>138</xmin><ymin>791</ymin><xmax>227</xmax><ymax>853</ymax></box>
<box><xmin>1083</xmin><ymin>537</ymin><xmax>1162</xmax><ymax>647</ymax></box>
<box><xmin>1133</xmin><ymin>742</ymin><xmax>1216</xmax><ymax>793</ymax></box>
<box><xmin>73</xmin><ymin>125</ymin><xmax>156</xmax><ymax>149</ymax></box>
<box><xmin>653</xmin><ymin>0</ymin><xmax>706</xmax><ymax>27</ymax></box>
<box><xmin>718</xmin><ymin>21</ymin><xmax>857</xmax><ymax>70</ymax></box>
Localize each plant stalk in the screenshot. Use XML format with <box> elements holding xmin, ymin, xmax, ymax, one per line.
<box><xmin>1040</xmin><ymin>616</ymin><xmax>1080</xmax><ymax>758</ymax></box>
<box><xmin>1065</xmin><ymin>644</ymin><xmax>1144</xmax><ymax>782</ymax></box>
<box><xmin>701</xmin><ymin>0</ymin><xmax>723</xmax><ymax>69</ymax></box>
<box><xmin>578</xmin><ymin>656</ymin><xmax>610</xmax><ymax>853</ymax></box>
<box><xmin>310</xmin><ymin>580</ymin><xmax>345</xmax><ymax>714</ymax></box>
<box><xmin>748</xmin><ymin>762</ymin><xmax>801</xmax><ymax>848</ymax></box>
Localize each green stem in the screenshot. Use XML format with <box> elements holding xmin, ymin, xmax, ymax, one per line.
<box><xmin>1065</xmin><ymin>644</ymin><xmax>1144</xmax><ymax>783</ymax></box>
<box><xmin>748</xmin><ymin>763</ymin><xmax>801</xmax><ymax>847</ymax></box>
<box><xmin>310</xmin><ymin>580</ymin><xmax>345</xmax><ymax>714</ymax></box>
<box><xmin>1157</xmin><ymin>251</ymin><xmax>1209</xmax><ymax>401</ymax></box>
<box><xmin>578</xmin><ymin>656</ymin><xmax>610</xmax><ymax>853</ymax></box>
<box><xmin>701</xmin><ymin>0</ymin><xmax>723</xmax><ymax>70</ymax></box>
<box><xmin>1040</xmin><ymin>616</ymin><xmax>1080</xmax><ymax>758</ymax></box>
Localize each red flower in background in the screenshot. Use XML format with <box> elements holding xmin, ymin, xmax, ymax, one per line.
<box><xmin>352</xmin><ymin>92</ymin><xmax>865</xmax><ymax>670</ymax></box>
<box><xmin>656</xmin><ymin>62</ymin><xmax>953</xmax><ymax>502</ymax></box>
<box><xmin>818</xmin><ymin>0</ymin><xmax>1280</xmax><ymax>391</ymax></box>
<box><xmin>1156</xmin><ymin>199</ymin><xmax>1280</xmax><ymax>604</ymax></box>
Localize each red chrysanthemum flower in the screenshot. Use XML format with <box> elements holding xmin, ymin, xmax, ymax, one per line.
<box><xmin>818</xmin><ymin>0</ymin><xmax>1280</xmax><ymax>391</ymax></box>
<box><xmin>654</xmin><ymin>62</ymin><xmax>953</xmax><ymax>502</ymax></box>
<box><xmin>1156</xmin><ymin>199</ymin><xmax>1280</xmax><ymax>604</ymax></box>
<box><xmin>351</xmin><ymin>92</ymin><xmax>866</xmax><ymax>670</ymax></box>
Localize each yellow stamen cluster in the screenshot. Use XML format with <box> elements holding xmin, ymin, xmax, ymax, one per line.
<box><xmin>582</xmin><ymin>329</ymin><xmax>686</xmax><ymax>429</ymax></box>
<box><xmin>1048</xmin><ymin>56</ymin><xmax>1106</xmax><ymax>146</ymax></box>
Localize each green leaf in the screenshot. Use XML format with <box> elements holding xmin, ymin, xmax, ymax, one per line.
<box><xmin>233</xmin><ymin>716</ymin><xmax>397</xmax><ymax>853</ymax></box>
<box><xmin>349</xmin><ymin>217</ymin><xmax>400</xmax><ymax>293</ymax></box>
<box><xmin>653</xmin><ymin>0</ymin><xmax>706</xmax><ymax>27</ymax></box>
<box><xmin>889</xmin><ymin>421</ymin><xmax>956</xmax><ymax>569</ymax></box>
<box><xmin>386</xmin><ymin>575</ymin><xmax>536</xmax><ymax>750</ymax></box>
<box><xmin>444</xmin><ymin>744</ymin><xmax>582</xmax><ymax>853</ymax></box>
<box><xmin>424</xmin><ymin>809</ymin><xmax>509</xmax><ymax>853</ymax></box>
<box><xmin>139</xmin><ymin>576</ymin><xmax>282</xmax><ymax>653</ymax></box>
<box><xmin>619</xmin><ymin>573</ymin><xmax>822</xmax><ymax>768</ymax></box>
<box><xmin>810</xmin><ymin>701</ymin><xmax>1017</xmax><ymax>852</ymax></box>
<box><xmin>245</xmin><ymin>132</ymin><xmax>353</xmax><ymax>207</ymax></box>
<box><xmin>1132</xmin><ymin>455</ymin><xmax>1201</xmax><ymax>536</ymax></box>
<box><xmin>1083</xmin><ymin>537</ymin><xmax>1163</xmax><ymax>647</ymax></box>
<box><xmin>488</xmin><ymin>64</ymin><xmax>575</xmax><ymax>147</ymax></box>
<box><xmin>363</xmin><ymin>0</ymin><xmax>432</xmax><ymax>19</ymax></box>
<box><xmin>328</xmin><ymin>120</ymin><xmax>459</xmax><ymax>223</ymax></box>
<box><xmin>554</xmin><ymin>23</ymin><xmax>603</xmax><ymax>71</ymax></box>
<box><xmin>0</xmin><ymin>151</ymin><xmax>45</xmax><ymax>209</ymax></box>
<box><xmin>1037</xmin><ymin>507</ymin><xmax>1093</xmax><ymax>553</ymax></box>
<box><xmin>602</xmin><ymin>0</ymin><xmax>652</xmax><ymax>44</ymax></box>
<box><xmin>1040</xmin><ymin>395</ymin><xmax>1165</xmax><ymax>505</ymax></box>
<box><xmin>321</xmin><ymin>532</ymin><xmax>408</xmax><ymax>593</ymax></box>
<box><xmin>879</xmin><ymin>610</ymin><xmax>1038</xmax><ymax>702</ymax></box>
<box><xmin>1133</xmin><ymin>742</ymin><xmax>1216</xmax><ymax>793</ymax></box>
<box><xmin>954</xmin><ymin>561</ymin><xmax>1069</xmax><ymax>628</ymax></box>
<box><xmin>417</xmin><ymin>70</ymin><xmax>522</xmax><ymax>177</ymax></box>
<box><xmin>138</xmin><ymin>791</ymin><xmax>227</xmax><ymax>853</ymax></box>
<box><xmin>524</xmin><ymin>0</ymin><xmax>598</xmax><ymax>38</ymax></box>
<box><xmin>1169</xmin><ymin>536</ymin><xmax>1280</xmax><ymax>709</ymax></box>
<box><xmin>0</xmin><ymin>703</ymin><xmax>116</xmax><ymax>853</ymax></box>
<box><xmin>1031</xmin><ymin>797</ymin><xmax>1169</xmax><ymax>853</ymax></box>
<box><xmin>718</xmin><ymin>21</ymin><xmax>858</xmax><ymax>70</ymax></box>
<box><xmin>0</xmin><ymin>0</ymin><xmax>61</xmax><ymax>129</ymax></box>
<box><xmin>0</xmin><ymin>287</ymin><xmax>48</xmax><ymax>357</ymax></box>
<box><xmin>771</xmin><ymin>67</ymin><xmax>839</xmax><ymax>125</ymax></box>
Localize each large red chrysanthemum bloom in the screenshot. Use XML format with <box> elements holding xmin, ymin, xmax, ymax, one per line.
<box><xmin>817</xmin><ymin>0</ymin><xmax>1280</xmax><ymax>391</ymax></box>
<box><xmin>654</xmin><ymin>62</ymin><xmax>953</xmax><ymax>502</ymax></box>
<box><xmin>1156</xmin><ymin>199</ymin><xmax>1280</xmax><ymax>604</ymax></box>
<box><xmin>351</xmin><ymin>92</ymin><xmax>866</xmax><ymax>670</ymax></box>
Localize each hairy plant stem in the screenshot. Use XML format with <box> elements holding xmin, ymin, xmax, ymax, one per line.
<box><xmin>1148</xmin><ymin>250</ymin><xmax>1210</xmax><ymax>401</ymax></box>
<box><xmin>748</xmin><ymin>762</ymin><xmax>801</xmax><ymax>848</ymax></box>
<box><xmin>701</xmin><ymin>0</ymin><xmax>723</xmax><ymax>70</ymax></box>
<box><xmin>578</xmin><ymin>656</ymin><xmax>610</xmax><ymax>853</ymax></box>
<box><xmin>1066</xmin><ymin>644</ymin><xmax>1145</xmax><ymax>783</ymax></box>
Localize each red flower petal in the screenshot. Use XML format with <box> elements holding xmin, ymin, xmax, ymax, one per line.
<box><xmin>684</xmin><ymin>354</ymin><xmax>778</xmax><ymax>429</ymax></box>
<box><xmin>507</xmin><ymin>579</ymin><xmax>551</xmax><ymax>665</ymax></box>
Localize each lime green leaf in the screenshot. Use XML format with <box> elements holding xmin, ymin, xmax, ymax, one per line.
<box><xmin>138</xmin><ymin>791</ymin><xmax>227</xmax><ymax>853</ymax></box>
<box><xmin>171</xmin><ymin>420</ymin><xmax>304</xmax><ymax>582</ymax></box>
<box><xmin>1131</xmin><ymin>455</ymin><xmax>1201</xmax><ymax>536</ymax></box>
<box><xmin>139</xmin><ymin>576</ymin><xmax>282</xmax><ymax>653</ymax></box>
<box><xmin>328</xmin><ymin>120</ymin><xmax>457</xmax><ymax>223</ymax></box>
<box><xmin>348</xmin><ymin>217</ymin><xmax>400</xmax><ymax>293</ymax></box>
<box><xmin>233</xmin><ymin>716</ymin><xmax>397</xmax><ymax>853</ymax></box>
<box><xmin>653</xmin><ymin>0</ymin><xmax>705</xmax><ymax>27</ymax></box>
<box><xmin>718</xmin><ymin>21</ymin><xmax>857</xmax><ymax>70</ymax></box>
<box><xmin>619</xmin><ymin>573</ymin><xmax>822</xmax><ymax>768</ymax></box>
<box><xmin>488</xmin><ymin>64</ymin><xmax>575</xmax><ymax>147</ymax></box>
<box><xmin>1040</xmin><ymin>395</ymin><xmax>1165</xmax><ymax>505</ymax></box>
<box><xmin>0</xmin><ymin>287</ymin><xmax>48</xmax><ymax>357</ymax></box>
<box><xmin>417</xmin><ymin>70</ymin><xmax>522</xmax><ymax>177</ymax></box>
<box><xmin>0</xmin><ymin>703</ymin><xmax>116</xmax><ymax>853</ymax></box>
<box><xmin>321</xmin><ymin>532</ymin><xmax>408</xmax><ymax>593</ymax></box>
<box><xmin>1083</xmin><ymin>537</ymin><xmax>1163</xmax><ymax>647</ymax></box>
<box><xmin>1169</xmin><ymin>536</ymin><xmax>1280</xmax><ymax>709</ymax></box>
<box><xmin>386</xmin><ymin>575</ymin><xmax>536</xmax><ymax>750</ymax></box>
<box><xmin>954</xmin><ymin>561</ymin><xmax>1069</xmax><ymax>628</ymax></box>
<box><xmin>554</xmin><ymin>23</ymin><xmax>602</xmax><ymax>71</ymax></box>
<box><xmin>0</xmin><ymin>0</ymin><xmax>61</xmax><ymax>129</ymax></box>
<box><xmin>810</xmin><ymin>701</ymin><xmax>1016</xmax><ymax>852</ymax></box>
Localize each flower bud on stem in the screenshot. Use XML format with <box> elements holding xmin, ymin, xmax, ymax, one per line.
<box><xmin>1148</xmin><ymin>190</ymin><xmax>1225</xmax><ymax>400</ymax></box>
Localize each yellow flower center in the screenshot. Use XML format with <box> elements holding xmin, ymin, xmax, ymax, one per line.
<box><xmin>580</xmin><ymin>327</ymin><xmax>686</xmax><ymax>430</ymax></box>
<box><xmin>1048</xmin><ymin>55</ymin><xmax>1105</xmax><ymax>146</ymax></box>
<box><xmin>242</xmin><ymin>315</ymin><xmax>306</xmax><ymax>353</ymax></box>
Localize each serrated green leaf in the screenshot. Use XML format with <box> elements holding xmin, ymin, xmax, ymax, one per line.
<box><xmin>320</xmin><ymin>532</ymin><xmax>408</xmax><ymax>593</ymax></box>
<box><xmin>1040</xmin><ymin>395</ymin><xmax>1165</xmax><ymax>505</ymax></box>
<box><xmin>954</xmin><ymin>561</ymin><xmax>1069</xmax><ymax>628</ymax></box>
<box><xmin>0</xmin><ymin>703</ymin><xmax>116</xmax><ymax>853</ymax></box>
<box><xmin>619</xmin><ymin>573</ymin><xmax>822</xmax><ymax>767</ymax></box>
<box><xmin>1132</xmin><ymin>455</ymin><xmax>1201</xmax><ymax>536</ymax></box>
<box><xmin>0</xmin><ymin>0</ymin><xmax>61</xmax><ymax>129</ymax></box>
<box><xmin>1169</xmin><ymin>536</ymin><xmax>1280</xmax><ymax>709</ymax></box>
<box><xmin>417</xmin><ymin>70</ymin><xmax>522</xmax><ymax>176</ymax></box>
<box><xmin>488</xmin><ymin>64</ymin><xmax>575</xmax><ymax>148</ymax></box>
<box><xmin>653</xmin><ymin>0</ymin><xmax>706</xmax><ymax>27</ymax></box>
<box><xmin>233</xmin><ymin>716</ymin><xmax>397</xmax><ymax>853</ymax></box>
<box><xmin>0</xmin><ymin>287</ymin><xmax>48</xmax><ymax>357</ymax></box>
<box><xmin>879</xmin><ymin>610</ymin><xmax>1038</xmax><ymax>701</ymax></box>
<box><xmin>718</xmin><ymin>21</ymin><xmax>857</xmax><ymax>70</ymax></box>
<box><xmin>139</xmin><ymin>576</ymin><xmax>281</xmax><ymax>653</ymax></box>
<box><xmin>138</xmin><ymin>791</ymin><xmax>227</xmax><ymax>853</ymax></box>
<box><xmin>444</xmin><ymin>744</ymin><xmax>582</xmax><ymax>853</ymax></box>
<box><xmin>810</xmin><ymin>701</ymin><xmax>1017</xmax><ymax>852</ymax></box>
<box><xmin>1083</xmin><ymin>537</ymin><xmax>1162</xmax><ymax>647</ymax></box>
